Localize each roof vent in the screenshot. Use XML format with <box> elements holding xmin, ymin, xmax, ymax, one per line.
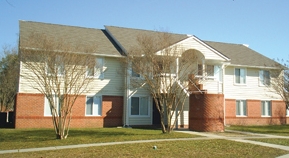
<box><xmin>242</xmin><ymin>44</ymin><xmax>249</xmax><ymax>47</ymax></box>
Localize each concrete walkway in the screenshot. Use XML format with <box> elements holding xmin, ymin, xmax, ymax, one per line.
<box><xmin>1</xmin><ymin>129</ymin><xmax>289</xmax><ymax>158</ymax></box>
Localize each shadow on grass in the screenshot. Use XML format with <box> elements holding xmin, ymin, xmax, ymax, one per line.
<box><xmin>227</xmin><ymin>125</ymin><xmax>289</xmax><ymax>135</ymax></box>
<box><xmin>0</xmin><ymin>127</ymin><xmax>165</xmax><ymax>143</ymax></box>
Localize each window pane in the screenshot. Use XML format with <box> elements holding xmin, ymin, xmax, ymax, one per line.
<box><xmin>140</xmin><ymin>97</ymin><xmax>148</xmax><ymax>115</ymax></box>
<box><xmin>235</xmin><ymin>69</ymin><xmax>240</xmax><ymax>83</ymax></box>
<box><xmin>95</xmin><ymin>58</ymin><xmax>104</xmax><ymax>78</ymax></box>
<box><xmin>206</xmin><ymin>65</ymin><xmax>214</xmax><ymax>77</ymax></box>
<box><xmin>131</xmin><ymin>97</ymin><xmax>139</xmax><ymax>115</ymax></box>
<box><xmin>240</xmin><ymin>69</ymin><xmax>245</xmax><ymax>84</ymax></box>
<box><xmin>93</xmin><ymin>96</ymin><xmax>101</xmax><ymax>116</ymax></box>
<box><xmin>198</xmin><ymin>64</ymin><xmax>203</xmax><ymax>76</ymax></box>
<box><xmin>86</xmin><ymin>97</ymin><xmax>93</xmax><ymax>115</ymax></box>
<box><xmin>264</xmin><ymin>71</ymin><xmax>270</xmax><ymax>85</ymax></box>
<box><xmin>236</xmin><ymin>101</ymin><xmax>240</xmax><ymax>115</ymax></box>
<box><xmin>44</xmin><ymin>97</ymin><xmax>52</xmax><ymax>116</ymax></box>
<box><xmin>261</xmin><ymin>101</ymin><xmax>265</xmax><ymax>115</ymax></box>
<box><xmin>268</xmin><ymin>102</ymin><xmax>271</xmax><ymax>116</ymax></box>
<box><xmin>243</xmin><ymin>101</ymin><xmax>247</xmax><ymax>115</ymax></box>
<box><xmin>86</xmin><ymin>66</ymin><xmax>94</xmax><ymax>77</ymax></box>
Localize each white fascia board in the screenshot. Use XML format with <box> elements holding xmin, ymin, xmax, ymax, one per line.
<box><xmin>20</xmin><ymin>46</ymin><xmax>123</xmax><ymax>58</ymax></box>
<box><xmin>228</xmin><ymin>64</ymin><xmax>283</xmax><ymax>70</ymax></box>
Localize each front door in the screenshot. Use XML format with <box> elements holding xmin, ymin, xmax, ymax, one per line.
<box><xmin>152</xmin><ymin>99</ymin><xmax>161</xmax><ymax>125</ymax></box>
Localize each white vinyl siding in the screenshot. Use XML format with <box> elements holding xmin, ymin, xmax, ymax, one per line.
<box><xmin>44</xmin><ymin>95</ymin><xmax>60</xmax><ymax>116</ymax></box>
<box><xmin>235</xmin><ymin>68</ymin><xmax>246</xmax><ymax>84</ymax></box>
<box><xmin>259</xmin><ymin>70</ymin><xmax>270</xmax><ymax>86</ymax></box>
<box><xmin>130</xmin><ymin>96</ymin><xmax>149</xmax><ymax>116</ymax></box>
<box><xmin>224</xmin><ymin>66</ymin><xmax>282</xmax><ymax>100</ymax></box>
<box><xmin>86</xmin><ymin>96</ymin><xmax>102</xmax><ymax>116</ymax></box>
<box><xmin>261</xmin><ymin>101</ymin><xmax>271</xmax><ymax>116</ymax></box>
<box><xmin>236</xmin><ymin>100</ymin><xmax>247</xmax><ymax>116</ymax></box>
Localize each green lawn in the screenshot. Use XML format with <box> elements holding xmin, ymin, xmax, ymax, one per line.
<box><xmin>1</xmin><ymin>139</ymin><xmax>288</xmax><ymax>158</ymax></box>
<box><xmin>1</xmin><ymin>127</ymin><xmax>289</xmax><ymax>157</ymax></box>
<box><xmin>227</xmin><ymin>125</ymin><xmax>289</xmax><ymax>136</ymax></box>
<box><xmin>0</xmin><ymin>128</ymin><xmax>198</xmax><ymax>150</ymax></box>
<box><xmin>227</xmin><ymin>125</ymin><xmax>289</xmax><ymax>147</ymax></box>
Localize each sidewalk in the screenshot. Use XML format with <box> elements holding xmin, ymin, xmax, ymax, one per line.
<box><xmin>176</xmin><ymin>129</ymin><xmax>289</xmax><ymax>158</ymax></box>
<box><xmin>1</xmin><ymin>129</ymin><xmax>289</xmax><ymax>157</ymax></box>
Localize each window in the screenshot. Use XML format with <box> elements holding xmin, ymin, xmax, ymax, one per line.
<box><xmin>197</xmin><ymin>64</ymin><xmax>203</xmax><ymax>76</ymax></box>
<box><xmin>44</xmin><ymin>95</ymin><xmax>60</xmax><ymax>116</ymax></box>
<box><xmin>197</xmin><ymin>64</ymin><xmax>221</xmax><ymax>80</ymax></box>
<box><xmin>86</xmin><ymin>96</ymin><xmax>102</xmax><ymax>116</ymax></box>
<box><xmin>259</xmin><ymin>70</ymin><xmax>270</xmax><ymax>86</ymax></box>
<box><xmin>46</xmin><ymin>55</ymin><xmax>65</xmax><ymax>76</ymax></box>
<box><xmin>132</xmin><ymin>69</ymin><xmax>140</xmax><ymax>77</ymax></box>
<box><xmin>286</xmin><ymin>107</ymin><xmax>289</xmax><ymax>116</ymax></box>
<box><xmin>86</xmin><ymin>58</ymin><xmax>104</xmax><ymax>79</ymax></box>
<box><xmin>236</xmin><ymin>100</ymin><xmax>247</xmax><ymax>116</ymax></box>
<box><xmin>261</xmin><ymin>101</ymin><xmax>271</xmax><ymax>116</ymax></box>
<box><xmin>206</xmin><ymin>65</ymin><xmax>214</xmax><ymax>77</ymax></box>
<box><xmin>131</xmin><ymin>96</ymin><xmax>149</xmax><ymax>116</ymax></box>
<box><xmin>235</xmin><ymin>68</ymin><xmax>246</xmax><ymax>84</ymax></box>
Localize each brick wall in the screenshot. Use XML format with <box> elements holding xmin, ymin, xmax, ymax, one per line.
<box><xmin>15</xmin><ymin>93</ymin><xmax>123</xmax><ymax>128</ymax></box>
<box><xmin>225</xmin><ymin>99</ymin><xmax>287</xmax><ymax>125</ymax></box>
<box><xmin>189</xmin><ymin>93</ymin><xmax>224</xmax><ymax>132</ymax></box>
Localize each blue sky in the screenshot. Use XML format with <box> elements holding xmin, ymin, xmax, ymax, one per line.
<box><xmin>1</xmin><ymin>0</ymin><xmax>289</xmax><ymax>60</ymax></box>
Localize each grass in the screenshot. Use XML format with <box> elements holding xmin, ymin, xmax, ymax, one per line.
<box><xmin>1</xmin><ymin>126</ymin><xmax>289</xmax><ymax>157</ymax></box>
<box><xmin>227</xmin><ymin>124</ymin><xmax>289</xmax><ymax>136</ymax></box>
<box><xmin>1</xmin><ymin>139</ymin><xmax>288</xmax><ymax>158</ymax></box>
<box><xmin>227</xmin><ymin>125</ymin><xmax>289</xmax><ymax>147</ymax></box>
<box><xmin>0</xmin><ymin>127</ymin><xmax>198</xmax><ymax>150</ymax></box>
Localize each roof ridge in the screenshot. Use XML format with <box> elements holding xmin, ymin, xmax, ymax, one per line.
<box><xmin>105</xmin><ymin>25</ymin><xmax>188</xmax><ymax>36</ymax></box>
<box><xmin>203</xmin><ymin>40</ymin><xmax>244</xmax><ymax>46</ymax></box>
<box><xmin>19</xmin><ymin>20</ymin><xmax>101</xmax><ymax>31</ymax></box>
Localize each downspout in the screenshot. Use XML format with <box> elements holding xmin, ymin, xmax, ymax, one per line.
<box><xmin>124</xmin><ymin>61</ymin><xmax>131</xmax><ymax>127</ymax></box>
<box><xmin>222</xmin><ymin>63</ymin><xmax>229</xmax><ymax>126</ymax></box>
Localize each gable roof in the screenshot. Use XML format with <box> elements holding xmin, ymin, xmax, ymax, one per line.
<box><xmin>105</xmin><ymin>26</ymin><xmax>189</xmax><ymax>54</ymax></box>
<box><xmin>19</xmin><ymin>21</ymin><xmax>122</xmax><ymax>57</ymax></box>
<box><xmin>204</xmin><ymin>41</ymin><xmax>281</xmax><ymax>68</ymax></box>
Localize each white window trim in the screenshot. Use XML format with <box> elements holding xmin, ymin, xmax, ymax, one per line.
<box><xmin>236</xmin><ymin>100</ymin><xmax>247</xmax><ymax>117</ymax></box>
<box><xmin>259</xmin><ymin>70</ymin><xmax>270</xmax><ymax>87</ymax></box>
<box><xmin>234</xmin><ymin>67</ymin><xmax>247</xmax><ymax>85</ymax></box>
<box><xmin>129</xmin><ymin>96</ymin><xmax>150</xmax><ymax>117</ymax></box>
<box><xmin>44</xmin><ymin>95</ymin><xmax>60</xmax><ymax>117</ymax></box>
<box><xmin>85</xmin><ymin>95</ymin><xmax>102</xmax><ymax>116</ymax></box>
<box><xmin>261</xmin><ymin>100</ymin><xmax>272</xmax><ymax>117</ymax></box>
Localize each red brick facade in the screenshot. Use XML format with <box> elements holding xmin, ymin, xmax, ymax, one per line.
<box><xmin>225</xmin><ymin>99</ymin><xmax>287</xmax><ymax>125</ymax></box>
<box><xmin>15</xmin><ymin>93</ymin><xmax>123</xmax><ymax>128</ymax></box>
<box><xmin>189</xmin><ymin>93</ymin><xmax>224</xmax><ymax>132</ymax></box>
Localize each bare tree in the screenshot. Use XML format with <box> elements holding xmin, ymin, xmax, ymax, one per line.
<box><xmin>20</xmin><ymin>33</ymin><xmax>99</xmax><ymax>139</ymax></box>
<box><xmin>0</xmin><ymin>45</ymin><xmax>19</xmax><ymax>112</ymax></box>
<box><xmin>125</xmin><ymin>33</ymin><xmax>200</xmax><ymax>133</ymax></box>
<box><xmin>270</xmin><ymin>60</ymin><xmax>289</xmax><ymax>111</ymax></box>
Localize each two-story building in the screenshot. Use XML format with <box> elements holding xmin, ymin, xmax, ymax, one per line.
<box><xmin>15</xmin><ymin>20</ymin><xmax>287</xmax><ymax>130</ymax></box>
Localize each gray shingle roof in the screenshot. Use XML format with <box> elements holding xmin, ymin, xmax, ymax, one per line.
<box><xmin>204</xmin><ymin>41</ymin><xmax>281</xmax><ymax>68</ymax></box>
<box><xmin>105</xmin><ymin>26</ymin><xmax>189</xmax><ymax>53</ymax></box>
<box><xmin>19</xmin><ymin>21</ymin><xmax>121</xmax><ymax>57</ymax></box>
<box><xmin>19</xmin><ymin>21</ymin><xmax>282</xmax><ymax>68</ymax></box>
